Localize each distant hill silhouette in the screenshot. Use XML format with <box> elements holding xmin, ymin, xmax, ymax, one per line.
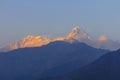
<box><xmin>0</xmin><ymin>41</ymin><xmax>107</xmax><ymax>80</ymax></box>
<box><xmin>42</xmin><ymin>49</ymin><xmax>120</xmax><ymax>80</ymax></box>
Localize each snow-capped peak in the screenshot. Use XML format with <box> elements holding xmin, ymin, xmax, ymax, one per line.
<box><xmin>71</xmin><ymin>27</ymin><xmax>81</xmax><ymax>35</ymax></box>
<box><xmin>8</xmin><ymin>35</ymin><xmax>51</xmax><ymax>50</ymax></box>
<box><xmin>1</xmin><ymin>27</ymin><xmax>120</xmax><ymax>52</ymax></box>
<box><xmin>66</xmin><ymin>27</ymin><xmax>92</xmax><ymax>41</ymax></box>
<box><xmin>98</xmin><ymin>35</ymin><xmax>108</xmax><ymax>42</ymax></box>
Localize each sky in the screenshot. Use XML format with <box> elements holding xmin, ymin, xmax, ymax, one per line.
<box><xmin>0</xmin><ymin>0</ymin><xmax>120</xmax><ymax>47</ymax></box>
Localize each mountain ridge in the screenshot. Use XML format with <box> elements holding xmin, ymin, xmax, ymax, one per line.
<box><xmin>1</xmin><ymin>27</ymin><xmax>120</xmax><ymax>52</ymax></box>
<box><xmin>0</xmin><ymin>41</ymin><xmax>108</xmax><ymax>80</ymax></box>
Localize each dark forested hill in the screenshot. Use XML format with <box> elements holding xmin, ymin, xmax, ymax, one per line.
<box><xmin>0</xmin><ymin>41</ymin><xmax>107</xmax><ymax>80</ymax></box>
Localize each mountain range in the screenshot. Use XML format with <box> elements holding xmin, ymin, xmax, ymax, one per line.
<box><xmin>0</xmin><ymin>41</ymin><xmax>107</xmax><ymax>80</ymax></box>
<box><xmin>0</xmin><ymin>27</ymin><xmax>120</xmax><ymax>80</ymax></box>
<box><xmin>1</xmin><ymin>27</ymin><xmax>120</xmax><ymax>52</ymax></box>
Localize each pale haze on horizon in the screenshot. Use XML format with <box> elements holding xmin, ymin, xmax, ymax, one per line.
<box><xmin>0</xmin><ymin>0</ymin><xmax>120</xmax><ymax>47</ymax></box>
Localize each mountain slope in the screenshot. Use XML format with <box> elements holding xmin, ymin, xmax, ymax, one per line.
<box><xmin>66</xmin><ymin>27</ymin><xmax>120</xmax><ymax>50</ymax></box>
<box><xmin>0</xmin><ymin>35</ymin><xmax>51</xmax><ymax>52</ymax></box>
<box><xmin>66</xmin><ymin>27</ymin><xmax>92</xmax><ymax>40</ymax></box>
<box><xmin>42</xmin><ymin>49</ymin><xmax>120</xmax><ymax>80</ymax></box>
<box><xmin>0</xmin><ymin>41</ymin><xmax>107</xmax><ymax>80</ymax></box>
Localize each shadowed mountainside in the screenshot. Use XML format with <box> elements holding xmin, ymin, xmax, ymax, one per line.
<box><xmin>41</xmin><ymin>49</ymin><xmax>120</xmax><ymax>80</ymax></box>
<box><xmin>0</xmin><ymin>41</ymin><xmax>107</xmax><ymax>80</ymax></box>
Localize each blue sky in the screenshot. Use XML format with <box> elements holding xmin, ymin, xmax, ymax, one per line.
<box><xmin>0</xmin><ymin>0</ymin><xmax>120</xmax><ymax>47</ymax></box>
